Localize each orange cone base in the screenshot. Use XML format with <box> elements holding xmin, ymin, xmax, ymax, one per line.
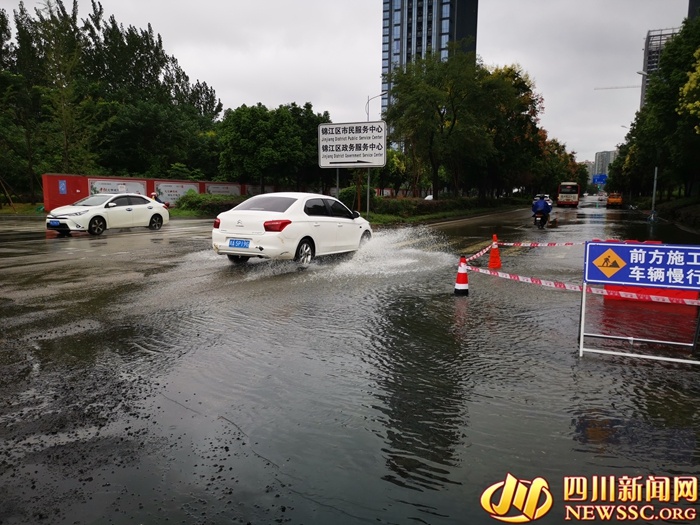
<box><xmin>488</xmin><ymin>234</ymin><xmax>502</xmax><ymax>269</ymax></box>
<box><xmin>488</xmin><ymin>250</ymin><xmax>501</xmax><ymax>269</ymax></box>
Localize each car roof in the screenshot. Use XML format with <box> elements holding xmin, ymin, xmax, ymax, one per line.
<box><xmin>249</xmin><ymin>192</ymin><xmax>335</xmax><ymax>200</ymax></box>
<box><xmin>91</xmin><ymin>192</ymin><xmax>147</xmax><ymax>197</ymax></box>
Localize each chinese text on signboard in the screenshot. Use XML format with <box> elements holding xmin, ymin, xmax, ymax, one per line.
<box><xmin>584</xmin><ymin>242</ymin><xmax>700</xmax><ymax>291</ymax></box>
<box><xmin>318</xmin><ymin>121</ymin><xmax>386</xmax><ymax>168</ymax></box>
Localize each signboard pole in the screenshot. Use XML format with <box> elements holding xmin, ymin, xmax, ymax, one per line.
<box><xmin>367</xmin><ymin>169</ymin><xmax>370</xmax><ymax>217</ymax></box>
<box><xmin>578</xmin><ymin>285</ymin><xmax>587</xmax><ymax>357</ymax></box>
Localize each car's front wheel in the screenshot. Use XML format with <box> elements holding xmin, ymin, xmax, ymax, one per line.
<box><xmin>148</xmin><ymin>214</ymin><xmax>163</xmax><ymax>230</ymax></box>
<box><xmin>359</xmin><ymin>231</ymin><xmax>371</xmax><ymax>247</ymax></box>
<box><xmin>88</xmin><ymin>216</ymin><xmax>106</xmax><ymax>236</ymax></box>
<box><xmin>294</xmin><ymin>238</ymin><xmax>315</xmax><ymax>266</ymax></box>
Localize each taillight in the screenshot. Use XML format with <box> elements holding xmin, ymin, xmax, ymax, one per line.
<box><xmin>264</xmin><ymin>219</ymin><xmax>291</xmax><ymax>232</ymax></box>
<box><xmin>213</xmin><ymin>218</ymin><xmax>221</xmax><ymax>229</ymax></box>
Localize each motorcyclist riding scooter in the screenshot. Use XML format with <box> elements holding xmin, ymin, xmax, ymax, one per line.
<box><xmin>532</xmin><ymin>194</ymin><xmax>552</xmax><ymax>229</ymax></box>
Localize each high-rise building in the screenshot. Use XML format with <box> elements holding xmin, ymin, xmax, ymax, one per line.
<box><xmin>594</xmin><ymin>151</ymin><xmax>618</xmax><ymax>176</ymax></box>
<box><xmin>640</xmin><ymin>27</ymin><xmax>680</xmax><ymax>107</ymax></box>
<box><xmin>690</xmin><ymin>0</ymin><xmax>700</xmax><ymax>19</ymax></box>
<box><xmin>381</xmin><ymin>0</ymin><xmax>479</xmax><ymax>114</ymax></box>
<box><xmin>638</xmin><ymin>2</ymin><xmax>697</xmax><ymax>107</ymax></box>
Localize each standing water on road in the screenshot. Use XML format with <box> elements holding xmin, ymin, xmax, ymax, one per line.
<box><xmin>2</xmin><ymin>204</ymin><xmax>700</xmax><ymax>524</ymax></box>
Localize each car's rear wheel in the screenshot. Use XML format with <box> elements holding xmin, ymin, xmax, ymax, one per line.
<box><xmin>148</xmin><ymin>214</ymin><xmax>163</xmax><ymax>230</ymax></box>
<box><xmin>227</xmin><ymin>255</ymin><xmax>250</xmax><ymax>264</ymax></box>
<box><xmin>88</xmin><ymin>216</ymin><xmax>106</xmax><ymax>236</ymax></box>
<box><xmin>294</xmin><ymin>238</ymin><xmax>314</xmax><ymax>266</ymax></box>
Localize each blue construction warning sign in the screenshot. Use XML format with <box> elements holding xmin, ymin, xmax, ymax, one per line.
<box><xmin>584</xmin><ymin>241</ymin><xmax>700</xmax><ymax>291</ymax></box>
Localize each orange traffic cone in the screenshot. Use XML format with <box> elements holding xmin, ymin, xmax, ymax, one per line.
<box><xmin>454</xmin><ymin>256</ymin><xmax>469</xmax><ymax>296</ymax></box>
<box><xmin>488</xmin><ymin>234</ymin><xmax>502</xmax><ymax>269</ymax></box>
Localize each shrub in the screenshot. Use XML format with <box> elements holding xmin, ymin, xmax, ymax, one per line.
<box><xmin>338</xmin><ymin>185</ymin><xmax>378</xmax><ymax>212</ymax></box>
<box><xmin>373</xmin><ymin>198</ymin><xmax>418</xmax><ymax>217</ymax></box>
<box><xmin>371</xmin><ymin>196</ymin><xmax>495</xmax><ymax>217</ymax></box>
<box><xmin>657</xmin><ymin>198</ymin><xmax>700</xmax><ymax>227</ymax></box>
<box><xmin>176</xmin><ymin>191</ymin><xmax>247</xmax><ymax>215</ymax></box>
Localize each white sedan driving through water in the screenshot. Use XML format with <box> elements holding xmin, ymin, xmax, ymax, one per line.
<box><xmin>211</xmin><ymin>192</ymin><xmax>372</xmax><ymax>265</ymax></box>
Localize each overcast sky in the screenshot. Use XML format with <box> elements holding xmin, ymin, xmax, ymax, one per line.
<box><xmin>5</xmin><ymin>0</ymin><xmax>692</xmax><ymax>162</ymax></box>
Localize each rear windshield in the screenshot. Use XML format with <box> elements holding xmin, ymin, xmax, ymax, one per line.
<box><xmin>560</xmin><ymin>185</ymin><xmax>578</xmax><ymax>193</ymax></box>
<box><xmin>234</xmin><ymin>196</ymin><xmax>296</xmax><ymax>213</ymax></box>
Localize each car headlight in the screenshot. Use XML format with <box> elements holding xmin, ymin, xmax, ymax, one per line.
<box><xmin>64</xmin><ymin>210</ymin><xmax>90</xmax><ymax>217</ymax></box>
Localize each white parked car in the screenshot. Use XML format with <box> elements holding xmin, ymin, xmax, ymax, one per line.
<box><xmin>212</xmin><ymin>192</ymin><xmax>372</xmax><ymax>265</ymax></box>
<box><xmin>46</xmin><ymin>193</ymin><xmax>170</xmax><ymax>236</ymax></box>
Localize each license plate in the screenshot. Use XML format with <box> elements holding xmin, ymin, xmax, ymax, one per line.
<box><xmin>49</xmin><ymin>220</ymin><xmax>60</xmax><ymax>227</ymax></box>
<box><xmin>229</xmin><ymin>239</ymin><xmax>250</xmax><ymax>249</ymax></box>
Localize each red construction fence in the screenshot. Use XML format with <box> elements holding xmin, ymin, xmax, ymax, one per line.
<box><xmin>42</xmin><ymin>173</ymin><xmax>250</xmax><ymax>211</ymax></box>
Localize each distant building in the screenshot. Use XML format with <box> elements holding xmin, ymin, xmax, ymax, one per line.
<box><xmin>594</xmin><ymin>151</ymin><xmax>618</xmax><ymax>176</ymax></box>
<box><xmin>381</xmin><ymin>0</ymin><xmax>479</xmax><ymax>115</ymax></box>
<box><xmin>640</xmin><ymin>27</ymin><xmax>680</xmax><ymax>107</ymax></box>
<box><xmin>582</xmin><ymin>161</ymin><xmax>595</xmax><ymax>184</ymax></box>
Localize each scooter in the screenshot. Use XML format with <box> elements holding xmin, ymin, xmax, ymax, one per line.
<box><xmin>534</xmin><ymin>212</ymin><xmax>547</xmax><ymax>229</ymax></box>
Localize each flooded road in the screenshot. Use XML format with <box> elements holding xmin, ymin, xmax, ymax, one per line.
<box><xmin>2</xmin><ymin>200</ymin><xmax>700</xmax><ymax>524</ymax></box>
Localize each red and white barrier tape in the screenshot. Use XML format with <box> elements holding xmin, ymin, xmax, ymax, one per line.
<box><xmin>463</xmin><ymin>245</ymin><xmax>492</xmax><ymax>262</ymax></box>
<box><xmin>497</xmin><ymin>241</ymin><xmax>584</xmax><ymax>247</ymax></box>
<box><xmin>464</xmin><ymin>264</ymin><xmax>700</xmax><ymax>306</ymax></box>
<box><xmin>465</xmin><ymin>265</ymin><xmax>582</xmax><ymax>292</ymax></box>
<box><xmin>587</xmin><ymin>287</ymin><xmax>700</xmax><ymax>306</ymax></box>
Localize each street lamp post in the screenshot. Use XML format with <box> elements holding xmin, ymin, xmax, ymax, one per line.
<box><xmin>363</xmin><ymin>92</ymin><xmax>387</xmax><ymax>216</ymax></box>
<box><xmin>650</xmin><ymin>166</ymin><xmax>658</xmax><ymax>222</ymax></box>
<box><xmin>365</xmin><ymin>92</ymin><xmax>386</xmax><ymax>122</ymax></box>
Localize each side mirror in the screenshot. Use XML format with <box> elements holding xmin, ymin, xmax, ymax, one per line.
<box><xmin>106</xmin><ymin>202</ymin><xmax>117</xmax><ymax>208</ymax></box>
<box><xmin>352</xmin><ymin>211</ymin><xmax>360</xmax><ymax>219</ymax></box>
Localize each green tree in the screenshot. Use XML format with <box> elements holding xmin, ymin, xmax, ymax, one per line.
<box><xmin>479</xmin><ymin>65</ymin><xmax>544</xmax><ymax>197</ymax></box>
<box><xmin>386</xmin><ymin>46</ymin><xmax>487</xmax><ymax>198</ymax></box>
<box><xmin>33</xmin><ymin>0</ymin><xmax>100</xmax><ymax>174</ymax></box>
<box><xmin>98</xmin><ymin>99</ymin><xmax>199</xmax><ymax>177</ymax></box>
<box><xmin>678</xmin><ymin>48</ymin><xmax>700</xmax><ymax>134</ymax></box>
<box><xmin>5</xmin><ymin>2</ymin><xmax>48</xmax><ymax>200</ymax></box>
<box><xmin>287</xmin><ymin>102</ymin><xmax>331</xmax><ymax>192</ymax></box>
<box><xmin>637</xmin><ymin>15</ymin><xmax>700</xmax><ymax>197</ymax></box>
<box><xmin>376</xmin><ymin>149</ymin><xmax>407</xmax><ymax>196</ymax></box>
<box><xmin>385</xmin><ymin>46</ymin><xmax>550</xmax><ymax>199</ymax></box>
<box><xmin>219</xmin><ymin>104</ymin><xmax>299</xmax><ymax>191</ymax></box>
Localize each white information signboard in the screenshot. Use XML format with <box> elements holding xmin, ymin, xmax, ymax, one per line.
<box><xmin>318</xmin><ymin>121</ymin><xmax>387</xmax><ymax>168</ymax></box>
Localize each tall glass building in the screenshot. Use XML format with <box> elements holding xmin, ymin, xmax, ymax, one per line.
<box><xmin>640</xmin><ymin>27</ymin><xmax>680</xmax><ymax>107</ymax></box>
<box><xmin>639</xmin><ymin>1</ymin><xmax>697</xmax><ymax>107</ymax></box>
<box><xmin>381</xmin><ymin>0</ymin><xmax>479</xmax><ymax>114</ymax></box>
<box><xmin>691</xmin><ymin>0</ymin><xmax>700</xmax><ymax>18</ymax></box>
